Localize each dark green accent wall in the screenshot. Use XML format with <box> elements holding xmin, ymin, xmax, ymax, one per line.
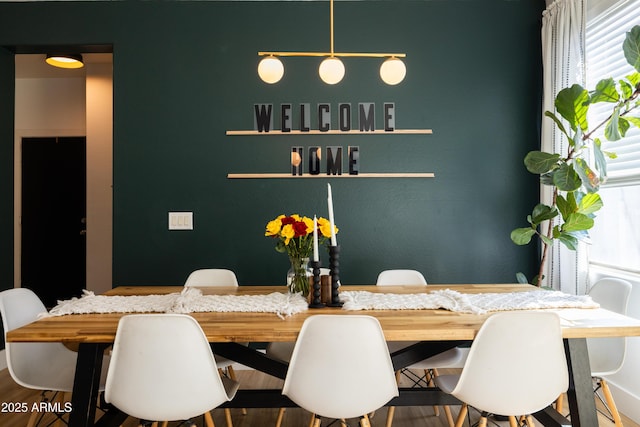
<box><xmin>0</xmin><ymin>1</ymin><xmax>543</xmax><ymax>294</ymax></box>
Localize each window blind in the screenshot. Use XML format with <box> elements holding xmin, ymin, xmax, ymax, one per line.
<box><xmin>586</xmin><ymin>0</ymin><xmax>640</xmax><ymax>185</ymax></box>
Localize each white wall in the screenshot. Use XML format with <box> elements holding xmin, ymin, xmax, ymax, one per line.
<box><xmin>590</xmin><ymin>266</ymin><xmax>640</xmax><ymax>423</ymax></box>
<box><xmin>86</xmin><ymin>63</ymin><xmax>113</xmax><ymax>296</ymax></box>
<box><xmin>14</xmin><ymin>59</ymin><xmax>113</xmax><ymax>295</ymax></box>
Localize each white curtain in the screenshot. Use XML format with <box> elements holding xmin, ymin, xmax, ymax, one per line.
<box><xmin>540</xmin><ymin>0</ymin><xmax>588</xmax><ymax>295</ymax></box>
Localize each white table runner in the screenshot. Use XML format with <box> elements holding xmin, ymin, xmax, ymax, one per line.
<box><xmin>44</xmin><ymin>287</ymin><xmax>598</xmax><ymax>319</ymax></box>
<box><xmin>45</xmin><ymin>287</ymin><xmax>309</xmax><ymax>319</ymax></box>
<box><xmin>339</xmin><ymin>289</ymin><xmax>598</xmax><ymax>314</ymax></box>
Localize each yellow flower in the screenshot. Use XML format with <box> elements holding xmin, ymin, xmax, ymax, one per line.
<box><xmin>265</xmin><ymin>218</ymin><xmax>283</xmax><ymax>236</ymax></box>
<box><xmin>302</xmin><ymin>216</ymin><xmax>315</xmax><ymax>234</ymax></box>
<box><xmin>317</xmin><ymin>217</ymin><xmax>338</xmax><ymax>238</ymax></box>
<box><xmin>281</xmin><ymin>224</ymin><xmax>295</xmax><ymax>245</ymax></box>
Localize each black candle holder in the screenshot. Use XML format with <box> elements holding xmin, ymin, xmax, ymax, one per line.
<box><xmin>309</xmin><ymin>260</ymin><xmax>325</xmax><ymax>308</ymax></box>
<box><xmin>328</xmin><ymin>245</ymin><xmax>343</xmax><ymax>307</ymax></box>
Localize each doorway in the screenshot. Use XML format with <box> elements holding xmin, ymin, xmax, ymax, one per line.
<box><xmin>21</xmin><ymin>137</ymin><xmax>86</xmax><ymax>308</ymax></box>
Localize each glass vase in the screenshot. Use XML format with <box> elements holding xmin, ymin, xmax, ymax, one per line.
<box><xmin>287</xmin><ymin>256</ymin><xmax>312</xmax><ymax>297</ymax></box>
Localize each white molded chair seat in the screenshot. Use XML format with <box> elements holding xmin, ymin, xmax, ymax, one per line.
<box><xmin>375</xmin><ymin>269</ymin><xmax>428</xmax><ymax>286</ymax></box>
<box><xmin>105</xmin><ymin>314</ymin><xmax>238</xmax><ymax>425</ymax></box>
<box><xmin>435</xmin><ymin>312</ymin><xmax>568</xmax><ymax>427</ymax></box>
<box><xmin>184</xmin><ymin>268</ymin><xmax>239</xmax><ymax>287</ymax></box>
<box><xmin>282</xmin><ymin>315</ymin><xmax>398</xmax><ymax>427</ymax></box>
<box><xmin>0</xmin><ymin>287</ymin><xmax>110</xmax><ymax>427</ymax></box>
<box><xmin>586</xmin><ymin>278</ymin><xmax>632</xmax><ymax>427</ymax></box>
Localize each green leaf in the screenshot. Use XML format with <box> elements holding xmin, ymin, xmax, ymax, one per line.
<box><xmin>620</xmin><ymin>79</ymin><xmax>634</xmax><ymax>99</ymax></box>
<box><xmin>556</xmin><ymin>194</ymin><xmax>573</xmax><ymax>221</ymax></box>
<box><xmin>574</xmin><ymin>158</ymin><xmax>600</xmax><ymax>192</ymax></box>
<box><xmin>625</xmin><ymin>116</ymin><xmax>640</xmax><ymax>128</ymax></box>
<box><xmin>540</xmin><ymin>235</ymin><xmax>554</xmax><ymax>246</ymax></box>
<box><xmin>593</xmin><ymin>138</ymin><xmax>608</xmax><ymax>178</ymax></box>
<box><xmin>555</xmin><ymin>84</ymin><xmax>590</xmax><ymax>132</ymax></box>
<box><xmin>578</xmin><ymin>192</ymin><xmax>603</xmax><ymax>215</ymax></box>
<box><xmin>553</xmin><ymin>163</ymin><xmax>582</xmax><ymax>191</ymax></box>
<box><xmin>558</xmin><ymin>233</ymin><xmax>579</xmax><ymax>251</ymax></box>
<box><xmin>516</xmin><ymin>272</ymin><xmax>529</xmax><ymax>284</ymax></box>
<box><xmin>627</xmin><ymin>71</ymin><xmax>640</xmax><ymax>87</ymax></box>
<box><xmin>511</xmin><ymin>228</ymin><xmax>536</xmax><ymax>245</ymax></box>
<box><xmin>531</xmin><ymin>203</ymin><xmax>559</xmax><ymax>224</ymax></box>
<box><xmin>590</xmin><ymin>78</ymin><xmax>619</xmax><ymax>103</ymax></box>
<box><xmin>618</xmin><ymin>117</ymin><xmax>631</xmax><ymax>138</ymax></box>
<box><xmin>623</xmin><ymin>25</ymin><xmax>640</xmax><ymax>72</ymax></box>
<box><xmin>562</xmin><ymin>213</ymin><xmax>594</xmax><ymax>232</ymax></box>
<box><xmin>540</xmin><ymin>172</ymin><xmax>555</xmax><ymax>186</ymax></box>
<box><xmin>524</xmin><ymin>151</ymin><xmax>561</xmax><ymax>174</ymax></box>
<box><xmin>544</xmin><ymin>111</ymin><xmax>572</xmax><ymax>141</ymax></box>
<box><xmin>605</xmin><ymin>107</ymin><xmax>623</xmax><ymax>141</ymax></box>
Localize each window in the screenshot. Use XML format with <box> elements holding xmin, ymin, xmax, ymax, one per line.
<box><xmin>586</xmin><ymin>0</ymin><xmax>640</xmax><ymax>274</ymax></box>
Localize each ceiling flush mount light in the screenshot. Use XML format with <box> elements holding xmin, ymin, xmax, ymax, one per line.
<box><xmin>257</xmin><ymin>0</ymin><xmax>406</xmax><ymax>85</ymax></box>
<box><xmin>45</xmin><ymin>53</ymin><xmax>84</xmax><ymax>69</ymax></box>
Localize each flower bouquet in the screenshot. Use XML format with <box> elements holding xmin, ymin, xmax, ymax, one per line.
<box><xmin>265</xmin><ymin>214</ymin><xmax>338</xmax><ymax>296</ymax></box>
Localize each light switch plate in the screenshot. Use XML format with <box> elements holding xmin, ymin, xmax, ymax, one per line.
<box><xmin>168</xmin><ymin>212</ymin><xmax>193</xmax><ymax>230</ymax></box>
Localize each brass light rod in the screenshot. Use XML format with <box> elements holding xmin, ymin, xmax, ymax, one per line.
<box><xmin>258</xmin><ymin>52</ymin><xmax>406</xmax><ymax>58</ymax></box>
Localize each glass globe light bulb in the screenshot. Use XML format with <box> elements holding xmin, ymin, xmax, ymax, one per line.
<box><xmin>380</xmin><ymin>57</ymin><xmax>406</xmax><ymax>85</ymax></box>
<box><xmin>258</xmin><ymin>56</ymin><xmax>284</xmax><ymax>84</ymax></box>
<box><xmin>318</xmin><ymin>57</ymin><xmax>345</xmax><ymax>85</ymax></box>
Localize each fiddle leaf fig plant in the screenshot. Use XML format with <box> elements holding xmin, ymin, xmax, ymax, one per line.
<box><xmin>512</xmin><ymin>25</ymin><xmax>640</xmax><ymax>287</ymax></box>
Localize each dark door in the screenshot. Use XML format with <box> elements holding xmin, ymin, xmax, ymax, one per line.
<box><xmin>21</xmin><ymin>137</ymin><xmax>86</xmax><ymax>308</ymax></box>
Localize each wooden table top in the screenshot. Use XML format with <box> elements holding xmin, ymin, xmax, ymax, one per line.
<box><xmin>7</xmin><ymin>284</ymin><xmax>640</xmax><ymax>344</ymax></box>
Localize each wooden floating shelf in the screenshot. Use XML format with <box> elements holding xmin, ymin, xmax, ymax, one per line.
<box><xmin>227</xmin><ymin>173</ymin><xmax>435</xmax><ymax>179</ymax></box>
<box><xmin>226</xmin><ymin>129</ymin><xmax>432</xmax><ymax>136</ymax></box>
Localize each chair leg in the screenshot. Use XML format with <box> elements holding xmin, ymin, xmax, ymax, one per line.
<box><xmin>478</xmin><ymin>415</ymin><xmax>488</xmax><ymax>427</ymax></box>
<box><xmin>454</xmin><ymin>404</ymin><xmax>468</xmax><ymax>427</ymax></box>
<box><xmin>426</xmin><ymin>369</ymin><xmax>441</xmax><ymax>416</ymax></box>
<box><xmin>224</xmin><ymin>408</ymin><xmax>233</xmax><ymax>427</ymax></box>
<box><xmin>385</xmin><ymin>406</ymin><xmax>395</xmax><ymax>427</ymax></box>
<box><xmin>508</xmin><ymin>416</ymin><xmax>518</xmax><ymax>427</ymax></box>
<box><xmin>600</xmin><ymin>378</ymin><xmax>624</xmax><ymax>427</ymax></box>
<box><xmin>360</xmin><ymin>414</ymin><xmax>372</xmax><ymax>427</ymax></box>
<box><xmin>526</xmin><ymin>415</ymin><xmax>535</xmax><ymax>426</ymax></box>
<box><xmin>52</xmin><ymin>391</ymin><xmax>67</xmax><ymax>427</ymax></box>
<box><xmin>26</xmin><ymin>409</ymin><xmax>39</xmax><ymax>427</ymax></box>
<box><xmin>443</xmin><ymin>404</ymin><xmax>455</xmax><ymax>427</ymax></box>
<box><xmin>309</xmin><ymin>413</ymin><xmax>318</xmax><ymax>427</ymax></box>
<box><xmin>275</xmin><ymin>408</ymin><xmax>286</xmax><ymax>427</ymax></box>
<box><xmin>204</xmin><ymin>411</ymin><xmax>215</xmax><ymax>427</ymax></box>
<box><xmin>554</xmin><ymin>394</ymin><xmax>564</xmax><ymax>414</ymax></box>
<box><xmin>340</xmin><ymin>419</ymin><xmax>347</xmax><ymax>427</ymax></box>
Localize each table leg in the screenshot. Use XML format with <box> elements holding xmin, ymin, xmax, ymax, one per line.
<box><xmin>68</xmin><ymin>343</ymin><xmax>107</xmax><ymax>427</ymax></box>
<box><xmin>564</xmin><ymin>338</ymin><xmax>598</xmax><ymax>427</ymax></box>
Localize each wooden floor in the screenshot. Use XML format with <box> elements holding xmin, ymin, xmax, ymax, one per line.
<box><xmin>0</xmin><ymin>367</ymin><xmax>637</xmax><ymax>427</ymax></box>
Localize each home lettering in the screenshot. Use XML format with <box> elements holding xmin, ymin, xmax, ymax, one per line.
<box><xmin>291</xmin><ymin>146</ymin><xmax>360</xmax><ymax>176</ymax></box>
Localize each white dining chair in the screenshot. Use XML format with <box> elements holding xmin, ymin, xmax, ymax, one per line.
<box><xmin>0</xmin><ymin>287</ymin><xmax>110</xmax><ymax>427</ymax></box>
<box><xmin>435</xmin><ymin>311</ymin><xmax>568</xmax><ymax>427</ymax></box>
<box><xmin>184</xmin><ymin>268</ymin><xmax>239</xmax><ymax>287</ymax></box>
<box><xmin>105</xmin><ymin>314</ymin><xmax>239</xmax><ymax>427</ymax></box>
<box><xmin>584</xmin><ymin>278</ymin><xmax>631</xmax><ymax>427</ymax></box>
<box><xmin>377</xmin><ymin>269</ymin><xmax>464</xmax><ymax>427</ymax></box>
<box><xmin>282</xmin><ymin>315</ymin><xmax>399</xmax><ymax>427</ymax></box>
<box><xmin>184</xmin><ymin>268</ymin><xmax>244</xmax><ymax>425</ymax></box>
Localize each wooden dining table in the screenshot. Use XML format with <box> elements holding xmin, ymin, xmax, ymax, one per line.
<box><xmin>7</xmin><ymin>283</ymin><xmax>640</xmax><ymax>427</ymax></box>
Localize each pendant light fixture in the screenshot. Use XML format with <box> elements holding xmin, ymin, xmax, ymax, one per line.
<box><xmin>257</xmin><ymin>0</ymin><xmax>406</xmax><ymax>85</ymax></box>
<box><xmin>45</xmin><ymin>53</ymin><xmax>84</xmax><ymax>69</ymax></box>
